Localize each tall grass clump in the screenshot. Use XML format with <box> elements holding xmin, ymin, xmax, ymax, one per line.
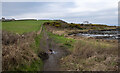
<box><xmin>73</xmin><ymin>39</ymin><xmax>118</xmax><ymax>59</ymax></box>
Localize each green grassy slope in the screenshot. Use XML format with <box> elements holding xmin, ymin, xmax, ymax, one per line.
<box><xmin>2</xmin><ymin>20</ymin><xmax>52</xmax><ymax>34</ymax></box>
<box><xmin>47</xmin><ymin>32</ymin><xmax>75</xmax><ymax>50</ymax></box>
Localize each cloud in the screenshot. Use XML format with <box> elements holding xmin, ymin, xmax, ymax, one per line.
<box><xmin>71</xmin><ymin>0</ymin><xmax>118</xmax><ymax>12</ymax></box>
<box><xmin>2</xmin><ymin>0</ymin><xmax>119</xmax><ymax>25</ymax></box>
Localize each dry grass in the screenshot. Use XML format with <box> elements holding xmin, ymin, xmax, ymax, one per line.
<box><xmin>2</xmin><ymin>31</ymin><xmax>43</xmax><ymax>71</ymax></box>
<box><xmin>60</xmin><ymin>38</ymin><xmax>118</xmax><ymax>71</ymax></box>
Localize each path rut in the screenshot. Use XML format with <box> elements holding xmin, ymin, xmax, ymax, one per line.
<box><xmin>41</xmin><ymin>28</ymin><xmax>66</xmax><ymax>71</ymax></box>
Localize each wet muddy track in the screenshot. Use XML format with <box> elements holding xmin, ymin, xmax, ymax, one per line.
<box><xmin>41</xmin><ymin>28</ymin><xmax>67</xmax><ymax>71</ymax></box>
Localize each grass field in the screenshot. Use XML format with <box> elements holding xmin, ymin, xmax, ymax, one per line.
<box><xmin>2</xmin><ymin>20</ymin><xmax>52</xmax><ymax>34</ymax></box>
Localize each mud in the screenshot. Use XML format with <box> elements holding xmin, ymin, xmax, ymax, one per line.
<box><xmin>40</xmin><ymin>28</ymin><xmax>68</xmax><ymax>71</ymax></box>
<box><xmin>38</xmin><ymin>52</ymin><xmax>49</xmax><ymax>61</ymax></box>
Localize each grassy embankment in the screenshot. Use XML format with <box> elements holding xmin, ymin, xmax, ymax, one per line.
<box><xmin>2</xmin><ymin>20</ymin><xmax>52</xmax><ymax>71</ymax></box>
<box><xmin>44</xmin><ymin>20</ymin><xmax>117</xmax><ymax>35</ymax></box>
<box><xmin>44</xmin><ymin>26</ymin><xmax>76</xmax><ymax>51</ymax></box>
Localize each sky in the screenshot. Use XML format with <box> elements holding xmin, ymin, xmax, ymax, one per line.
<box><xmin>2</xmin><ymin>0</ymin><xmax>119</xmax><ymax>26</ymax></box>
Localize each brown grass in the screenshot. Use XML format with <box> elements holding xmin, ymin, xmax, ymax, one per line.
<box><xmin>2</xmin><ymin>31</ymin><xmax>39</xmax><ymax>71</ymax></box>
<box><xmin>60</xmin><ymin>38</ymin><xmax>118</xmax><ymax>71</ymax></box>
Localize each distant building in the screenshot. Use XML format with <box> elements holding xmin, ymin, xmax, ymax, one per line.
<box><xmin>0</xmin><ymin>17</ymin><xmax>15</xmax><ymax>21</ymax></box>
<box><xmin>0</xmin><ymin>17</ymin><xmax>5</xmax><ymax>21</ymax></box>
<box><xmin>82</xmin><ymin>21</ymin><xmax>91</xmax><ymax>24</ymax></box>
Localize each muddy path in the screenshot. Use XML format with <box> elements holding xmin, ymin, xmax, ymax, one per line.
<box><xmin>41</xmin><ymin>28</ymin><xmax>67</xmax><ymax>71</ymax></box>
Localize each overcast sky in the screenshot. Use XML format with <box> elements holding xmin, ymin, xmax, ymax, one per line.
<box><xmin>2</xmin><ymin>0</ymin><xmax>119</xmax><ymax>26</ymax></box>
